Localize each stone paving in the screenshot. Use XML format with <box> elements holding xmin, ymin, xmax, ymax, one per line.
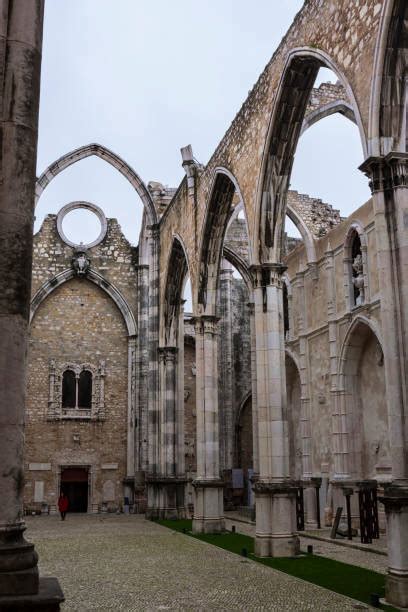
<box><xmin>25</xmin><ymin>514</ymin><xmax>372</xmax><ymax>611</ymax></box>
<box><xmin>224</xmin><ymin>517</ymin><xmax>387</xmax><ymax>575</ymax></box>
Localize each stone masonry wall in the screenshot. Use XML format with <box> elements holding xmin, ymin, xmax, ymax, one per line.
<box><xmin>25</xmin><ymin>212</ymin><xmax>139</xmax><ymax>513</ymax></box>
<box><xmin>158</xmin><ymin>0</ymin><xmax>383</xmax><ymax>307</ymax></box>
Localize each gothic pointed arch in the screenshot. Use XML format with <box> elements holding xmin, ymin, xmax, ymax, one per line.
<box><xmin>36</xmin><ymin>143</ymin><xmax>157</xmax><ymax>225</ymax></box>
<box><xmin>222</xmin><ymin>246</ymin><xmax>252</xmax><ymax>293</ymax></box>
<box><xmin>369</xmin><ymin>0</ymin><xmax>408</xmax><ymax>155</ymax></box>
<box><xmin>255</xmin><ymin>47</ymin><xmax>367</xmax><ymax>264</ymax></box>
<box><xmin>285</xmin><ymin>205</ymin><xmax>317</xmax><ymax>264</ymax></box>
<box><xmin>337</xmin><ymin>316</ymin><xmax>387</xmax><ymax>480</ymax></box>
<box><xmin>30</xmin><ymin>268</ymin><xmax>137</xmax><ymax>337</ymax></box>
<box><xmin>301</xmin><ymin>101</ymin><xmax>357</xmax><ymax>135</ymax></box>
<box><xmin>162</xmin><ymin>236</ymin><xmax>190</xmax><ymax>345</ymax></box>
<box><xmin>338</xmin><ymin>316</ymin><xmax>383</xmax><ymax>381</ymax></box>
<box><xmin>198</xmin><ymin>169</ymin><xmax>238</xmax><ymax>315</ymax></box>
<box><xmin>343</xmin><ymin>221</ymin><xmax>370</xmax><ymax>309</ymax></box>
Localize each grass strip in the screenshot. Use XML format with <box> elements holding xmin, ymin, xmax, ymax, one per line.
<box><xmin>157</xmin><ymin>519</ymin><xmax>396</xmax><ymax>611</ymax></box>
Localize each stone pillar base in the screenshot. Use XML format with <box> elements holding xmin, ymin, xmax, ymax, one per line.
<box><xmin>146</xmin><ymin>477</ymin><xmax>187</xmax><ymax>520</ymax></box>
<box><xmin>192</xmin><ymin>480</ymin><xmax>224</xmax><ymax>534</ymax></box>
<box><xmin>380</xmin><ymin>485</ymin><xmax>408</xmax><ymax>609</ymax></box>
<box><xmin>254</xmin><ymin>481</ymin><xmax>300</xmax><ymax>558</ymax></box>
<box><xmin>0</xmin><ymin>525</ymin><xmax>64</xmax><ymax>610</ymax></box>
<box><xmin>0</xmin><ymin>524</ymin><xmax>39</xmax><ymax>596</ymax></box>
<box><xmin>0</xmin><ymin>577</ymin><xmax>64</xmax><ymax>611</ymax></box>
<box><xmin>385</xmin><ymin>572</ymin><xmax>408</xmax><ymax>609</ymax></box>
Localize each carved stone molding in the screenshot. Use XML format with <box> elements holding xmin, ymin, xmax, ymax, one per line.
<box><xmin>360</xmin><ymin>153</ymin><xmax>408</xmax><ymax>193</ymax></box>
<box><xmin>71</xmin><ymin>249</ymin><xmax>90</xmax><ymax>276</ymax></box>
<box><xmin>158</xmin><ymin>346</ymin><xmax>178</xmax><ymax>363</ymax></box>
<box><xmin>252</xmin><ymin>479</ymin><xmax>298</xmax><ymax>495</ymax></box>
<box><xmin>192</xmin><ymin>478</ymin><xmax>225</xmax><ymax>489</ymax></box>
<box><xmin>48</xmin><ymin>359</ymin><xmax>106</xmax><ymax>421</ymax></box>
<box><xmin>249</xmin><ymin>263</ymin><xmax>287</xmax><ymax>289</ymax></box>
<box><xmin>192</xmin><ymin>315</ymin><xmax>220</xmax><ymax>336</ymax></box>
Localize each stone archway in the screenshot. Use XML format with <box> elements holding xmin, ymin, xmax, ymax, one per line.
<box><xmin>255</xmin><ymin>47</ymin><xmax>367</xmax><ymax>265</ymax></box>
<box><xmin>36</xmin><ymin>143</ymin><xmax>157</xmax><ymax>225</ymax></box>
<box><xmin>338</xmin><ymin>319</ymin><xmax>389</xmax><ymax>481</ymax></box>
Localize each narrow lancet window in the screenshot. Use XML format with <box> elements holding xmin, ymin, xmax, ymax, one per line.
<box><xmin>62</xmin><ymin>370</ymin><xmax>76</xmax><ymax>408</ymax></box>
<box><xmin>351</xmin><ymin>232</ymin><xmax>364</xmax><ymax>307</ymax></box>
<box><xmin>78</xmin><ymin>370</ymin><xmax>92</xmax><ymax>408</ymax></box>
<box><xmin>283</xmin><ymin>282</ymin><xmax>290</xmax><ymax>338</ymax></box>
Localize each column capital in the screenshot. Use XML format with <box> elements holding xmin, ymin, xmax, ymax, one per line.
<box><xmin>249</xmin><ymin>263</ymin><xmax>287</xmax><ymax>288</ymax></box>
<box><xmin>158</xmin><ymin>346</ymin><xmax>178</xmax><ymax>363</ymax></box>
<box><xmin>360</xmin><ymin>152</ymin><xmax>408</xmax><ymax>193</ymax></box>
<box><xmin>247</xmin><ymin>301</ymin><xmax>255</xmax><ymax>316</ymax></box>
<box><xmin>380</xmin><ymin>484</ymin><xmax>408</xmax><ymax>512</ymax></box>
<box><xmin>191</xmin><ymin>315</ymin><xmax>220</xmax><ymax>335</ymax></box>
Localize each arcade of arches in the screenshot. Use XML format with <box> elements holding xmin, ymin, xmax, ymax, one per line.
<box><xmin>0</xmin><ymin>0</ymin><xmax>408</xmax><ymax>609</ymax></box>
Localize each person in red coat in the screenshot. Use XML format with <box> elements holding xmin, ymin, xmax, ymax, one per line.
<box><xmin>58</xmin><ymin>492</ymin><xmax>69</xmax><ymax>520</ymax></box>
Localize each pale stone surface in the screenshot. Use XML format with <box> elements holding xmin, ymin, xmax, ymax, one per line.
<box><xmin>27</xmin><ymin>514</ymin><xmax>372</xmax><ymax>611</ymax></box>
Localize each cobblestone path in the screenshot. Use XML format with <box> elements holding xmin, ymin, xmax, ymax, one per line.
<box><xmin>26</xmin><ymin>514</ymin><xmax>371</xmax><ymax>611</ymax></box>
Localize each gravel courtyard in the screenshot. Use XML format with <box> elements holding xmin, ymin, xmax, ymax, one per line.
<box><xmin>25</xmin><ymin>514</ymin><xmax>371</xmax><ymax>611</ymax></box>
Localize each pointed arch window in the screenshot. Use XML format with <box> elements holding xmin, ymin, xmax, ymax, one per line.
<box><xmin>282</xmin><ymin>275</ymin><xmax>293</xmax><ymax>342</ymax></box>
<box><xmin>351</xmin><ymin>233</ymin><xmax>364</xmax><ymax>306</ymax></box>
<box><xmin>283</xmin><ymin>282</ymin><xmax>290</xmax><ymax>338</ymax></box>
<box><xmin>78</xmin><ymin>370</ymin><xmax>92</xmax><ymax>408</ymax></box>
<box><xmin>62</xmin><ymin>370</ymin><xmax>76</xmax><ymax>408</ymax></box>
<box><xmin>344</xmin><ymin>224</ymin><xmax>369</xmax><ymax>310</ymax></box>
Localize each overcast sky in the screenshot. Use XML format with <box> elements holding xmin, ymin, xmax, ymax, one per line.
<box><xmin>36</xmin><ymin>0</ymin><xmax>371</xmax><ymax>245</ymax></box>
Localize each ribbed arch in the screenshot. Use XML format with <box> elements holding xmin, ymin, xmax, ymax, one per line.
<box><xmin>369</xmin><ymin>0</ymin><xmax>408</xmax><ymax>155</ymax></box>
<box><xmin>301</xmin><ymin>101</ymin><xmax>356</xmax><ymax>135</ymax></box>
<box><xmin>36</xmin><ymin>143</ymin><xmax>157</xmax><ymax>225</ymax></box>
<box><xmin>162</xmin><ymin>236</ymin><xmax>190</xmax><ymax>345</ymax></box>
<box><xmin>198</xmin><ymin>169</ymin><xmax>237</xmax><ymax>315</ymax></box>
<box><xmin>255</xmin><ymin>47</ymin><xmax>367</xmax><ymax>265</ymax></box>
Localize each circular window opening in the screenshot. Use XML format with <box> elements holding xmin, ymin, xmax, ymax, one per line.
<box><xmin>61</xmin><ymin>208</ymin><xmax>102</xmax><ymax>246</ymax></box>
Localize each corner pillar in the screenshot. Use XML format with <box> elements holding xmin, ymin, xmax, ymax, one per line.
<box><xmin>360</xmin><ymin>154</ymin><xmax>408</xmax><ymax>608</ymax></box>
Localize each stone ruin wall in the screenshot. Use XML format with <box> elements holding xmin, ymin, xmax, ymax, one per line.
<box><xmin>25</xmin><ymin>215</ymin><xmax>139</xmax><ymax>514</ymax></box>
<box><xmin>158</xmin><ymin>0</ymin><xmax>384</xmax><ymax>305</ymax></box>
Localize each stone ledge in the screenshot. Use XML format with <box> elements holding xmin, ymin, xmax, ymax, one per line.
<box><xmin>0</xmin><ymin>577</ymin><xmax>64</xmax><ymax>611</ymax></box>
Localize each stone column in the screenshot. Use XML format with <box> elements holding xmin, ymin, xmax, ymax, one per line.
<box><xmin>380</xmin><ymin>487</ymin><xmax>408</xmax><ymax>608</ymax></box>
<box><xmin>134</xmin><ymin>264</ymin><xmax>149</xmax><ymax>512</ymax></box>
<box><xmin>294</xmin><ymin>269</ymin><xmax>315</xmax><ymax>528</ymax></box>
<box><xmin>0</xmin><ymin>1</ymin><xmax>63</xmax><ymax>607</ymax></box>
<box><xmin>250</xmin><ymin>264</ymin><xmax>299</xmax><ymax>557</ymax></box>
<box><xmin>155</xmin><ymin>346</ymin><xmax>178</xmax><ymax>519</ymax></box>
<box><xmin>124</xmin><ymin>335</ymin><xmax>137</xmax><ymax>507</ymax></box>
<box><xmin>146</xmin><ymin>225</ymin><xmax>161</xmax><ymax>516</ymax></box>
<box><xmin>360</xmin><ymin>154</ymin><xmax>408</xmax><ymax>608</ymax></box>
<box><xmin>218</xmin><ymin>260</ymin><xmax>234</xmax><ymax>472</ymax></box>
<box><xmin>192</xmin><ymin>315</ymin><xmax>224</xmax><ymax>533</ymax></box>
<box><xmin>176</xmin><ymin>301</ymin><xmax>187</xmax><ymax>514</ymax></box>
<box><xmin>247</xmin><ymin>302</ymin><xmax>259</xmax><ymax>476</ymax></box>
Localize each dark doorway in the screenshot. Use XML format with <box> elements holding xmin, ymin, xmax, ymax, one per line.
<box><xmin>60</xmin><ymin>467</ymin><xmax>89</xmax><ymax>512</ymax></box>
